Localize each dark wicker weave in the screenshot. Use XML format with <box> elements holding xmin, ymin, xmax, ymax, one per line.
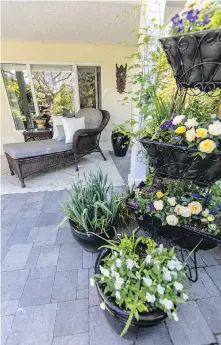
<box><xmin>5</xmin><ymin>110</ymin><xmax>110</xmax><ymax>188</ymax></box>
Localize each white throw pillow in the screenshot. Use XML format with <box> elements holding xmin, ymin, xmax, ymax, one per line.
<box><xmin>52</xmin><ymin>116</ymin><xmax>63</xmax><ymax>139</ymax></box>
<box><xmin>61</xmin><ymin>117</ymin><xmax>85</xmax><ymax>144</ymax></box>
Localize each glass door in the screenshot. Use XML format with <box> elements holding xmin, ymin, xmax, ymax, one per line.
<box><xmin>77</xmin><ymin>66</ymin><xmax>101</xmax><ymax>109</ymax></box>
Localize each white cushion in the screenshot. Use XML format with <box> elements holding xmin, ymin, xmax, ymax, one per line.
<box><xmin>61</xmin><ymin>117</ymin><xmax>85</xmax><ymax>144</ymax></box>
<box><xmin>52</xmin><ymin>116</ymin><xmax>63</xmax><ymax>139</ymax></box>
<box><xmin>56</xmin><ymin>125</ymin><xmax>65</xmax><ymax>141</ymax></box>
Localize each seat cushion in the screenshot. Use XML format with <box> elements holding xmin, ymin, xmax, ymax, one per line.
<box><xmin>3</xmin><ymin>139</ymin><xmax>73</xmax><ymax>159</ymax></box>
<box><xmin>75</xmin><ymin>108</ymin><xmax>102</xmax><ymax>129</ymax></box>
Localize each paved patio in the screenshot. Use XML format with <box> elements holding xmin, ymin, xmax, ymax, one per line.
<box><xmin>1</xmin><ymin>155</ymin><xmax>221</xmax><ymax>345</ymax></box>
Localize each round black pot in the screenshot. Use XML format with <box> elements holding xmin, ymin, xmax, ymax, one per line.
<box><xmin>69</xmin><ymin>220</ymin><xmax>116</xmax><ymax>252</ymax></box>
<box><xmin>95</xmin><ymin>248</ymin><xmax>167</xmax><ymax>335</ymax></box>
<box><xmin>111</xmin><ymin>132</ymin><xmax>130</xmax><ymax>157</ymax></box>
<box><xmin>159</xmin><ymin>29</ymin><xmax>221</xmax><ymax>91</ymax></box>
<box><xmin>140</xmin><ymin>137</ymin><xmax>221</xmax><ymax>185</ymax></box>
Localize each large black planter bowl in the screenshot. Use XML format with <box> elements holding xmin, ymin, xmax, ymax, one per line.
<box><xmin>140</xmin><ymin>137</ymin><xmax>221</xmax><ymax>185</ymax></box>
<box><xmin>95</xmin><ymin>248</ymin><xmax>167</xmax><ymax>335</ymax></box>
<box><xmin>159</xmin><ymin>29</ymin><xmax>221</xmax><ymax>92</ymax></box>
<box><xmin>69</xmin><ymin>220</ymin><xmax>116</xmax><ymax>252</ymax></box>
<box><xmin>111</xmin><ymin>131</ymin><xmax>130</xmax><ymax>157</ymax></box>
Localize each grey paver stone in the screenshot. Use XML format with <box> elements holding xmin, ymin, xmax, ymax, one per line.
<box><xmin>197</xmin><ymin>297</ymin><xmax>221</xmax><ymax>334</ymax></box>
<box><xmin>37</xmin><ymin>244</ymin><xmax>60</xmax><ymax>267</ymax></box>
<box><xmin>10</xmin><ymin>193</ymin><xmax>31</xmax><ymax>202</ymax></box>
<box><xmin>54</xmin><ymin>299</ymin><xmax>88</xmax><ymax>337</ymax></box>
<box><xmin>6</xmin><ymin>227</ymin><xmax>32</xmax><ymax>245</ymax></box>
<box><xmin>1</xmin><ymin>315</ymin><xmax>14</xmax><ymax>345</ymax></box>
<box><xmin>20</xmin><ymin>276</ymin><xmax>54</xmax><ymax>307</ymax></box>
<box><xmin>1</xmin><ymin>226</ymin><xmax>16</xmax><ymax>245</ymax></box>
<box><xmin>77</xmin><ymin>269</ymin><xmax>88</xmax><ymax>290</ymax></box>
<box><xmin>16</xmin><ymin>215</ymin><xmax>40</xmax><ymax>228</ymax></box>
<box><xmin>188</xmin><ymin>276</ymin><xmax>210</xmax><ymax>300</ymax></box>
<box><xmin>166</xmin><ymin>301</ymin><xmax>216</xmax><ymax>345</ymax></box>
<box><xmin>57</xmin><ymin>243</ymin><xmax>82</xmax><ymax>271</ymax></box>
<box><xmin>198</xmin><ymin>268</ymin><xmax>220</xmax><ymax>297</ymax></box>
<box><xmin>6</xmin><ymin>303</ymin><xmax>57</xmax><ymax>345</ymax></box>
<box><xmin>92</xmin><ymin>252</ymin><xmax>99</xmax><ymax>266</ymax></box>
<box><xmin>1</xmin><ymin>246</ymin><xmax>10</xmax><ymax>262</ymax></box>
<box><xmin>2</xmin><ymin>269</ymin><xmax>29</xmax><ymax>301</ymax></box>
<box><xmin>89</xmin><ymin>268</ymin><xmax>100</xmax><ymax>307</ymax></box>
<box><xmin>20</xmin><ymin>201</ymin><xmax>43</xmax><ymax>215</ymax></box>
<box><xmin>43</xmin><ymin>190</ymin><xmax>64</xmax><ymax>203</ymax></box>
<box><xmin>136</xmin><ymin>322</ymin><xmax>172</xmax><ymax>345</ymax></box>
<box><xmin>217</xmin><ymin>334</ymin><xmax>221</xmax><ymax>345</ymax></box>
<box><xmin>77</xmin><ymin>289</ymin><xmax>88</xmax><ymax>299</ymax></box>
<box><xmin>206</xmin><ymin>265</ymin><xmax>221</xmax><ymax>293</ymax></box>
<box><xmin>36</xmin><ymin>212</ymin><xmax>62</xmax><ymax>227</ymax></box>
<box><xmin>56</xmin><ymin>227</ymin><xmax>75</xmax><ymax>244</ymax></box>
<box><xmin>42</xmin><ymin>201</ymin><xmax>62</xmax><ymax>214</ymax></box>
<box><xmin>3</xmin><ymin>200</ymin><xmax>26</xmax><ymax>214</ymax></box>
<box><xmin>25</xmin><ymin>244</ymin><xmax>42</xmax><ymax>268</ymax></box>
<box><xmin>26</xmin><ymin>191</ymin><xmax>45</xmax><ymax>203</ymax></box>
<box><xmin>52</xmin><ymin>333</ymin><xmax>89</xmax><ymax>345</ymax></box>
<box><xmin>51</xmin><ymin>270</ymin><xmax>77</xmax><ymax>302</ymax></box>
<box><xmin>29</xmin><ymin>225</ymin><xmax>57</xmax><ymax>244</ymax></box>
<box><xmin>210</xmin><ymin>245</ymin><xmax>221</xmax><ymax>261</ymax></box>
<box><xmin>83</xmin><ymin>250</ymin><xmax>93</xmax><ymax>268</ymax></box>
<box><xmin>1</xmin><ymin>300</ymin><xmax>19</xmax><ymax>316</ymax></box>
<box><xmin>1</xmin><ymin>214</ymin><xmax>19</xmax><ymax>227</ymax></box>
<box><xmin>2</xmin><ymin>244</ymin><xmax>32</xmax><ymax>271</ymax></box>
<box><xmin>29</xmin><ymin>265</ymin><xmax>56</xmax><ymax>279</ymax></box>
<box><xmin>198</xmin><ymin>250</ymin><xmax>218</xmax><ymax>266</ymax></box>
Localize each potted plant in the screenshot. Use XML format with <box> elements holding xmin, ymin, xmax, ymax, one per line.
<box><xmin>127</xmin><ymin>176</ymin><xmax>221</xmax><ymax>250</ymax></box>
<box><xmin>60</xmin><ymin>170</ymin><xmax>120</xmax><ymax>252</ymax></box>
<box><xmin>111</xmin><ymin>120</ymin><xmax>136</xmax><ymax>157</ymax></box>
<box><xmin>159</xmin><ymin>0</ymin><xmax>221</xmax><ymax>91</ymax></box>
<box><xmin>91</xmin><ymin>233</ymin><xmax>188</xmax><ymax>336</ymax></box>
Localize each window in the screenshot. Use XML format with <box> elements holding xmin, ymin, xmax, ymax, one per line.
<box><xmin>1</xmin><ymin>63</ymin><xmax>102</xmax><ymax>130</ymax></box>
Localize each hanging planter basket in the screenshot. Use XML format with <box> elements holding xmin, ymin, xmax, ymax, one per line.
<box><xmin>140</xmin><ymin>137</ymin><xmax>221</xmax><ymax>185</ymax></box>
<box><xmin>159</xmin><ymin>29</ymin><xmax>221</xmax><ymax>92</ymax></box>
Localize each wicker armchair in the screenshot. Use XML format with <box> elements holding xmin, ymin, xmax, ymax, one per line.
<box><xmin>4</xmin><ymin>110</ymin><xmax>110</xmax><ymax>187</ymax></box>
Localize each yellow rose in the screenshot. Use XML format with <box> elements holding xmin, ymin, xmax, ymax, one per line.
<box><xmin>175</xmin><ymin>126</ymin><xmax>187</xmax><ymax>134</ymax></box>
<box><xmin>156</xmin><ymin>191</ymin><xmax>164</xmax><ymax>199</ymax></box>
<box><xmin>198</xmin><ymin>139</ymin><xmax>216</xmax><ymax>153</ymax></box>
<box><xmin>196</xmin><ymin>128</ymin><xmax>208</xmax><ymax>139</ymax></box>
<box><xmin>188</xmin><ymin>201</ymin><xmax>202</xmax><ymax>215</ymax></box>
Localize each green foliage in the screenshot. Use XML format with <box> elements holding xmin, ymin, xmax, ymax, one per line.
<box><xmin>61</xmin><ymin>169</ymin><xmax>121</xmax><ymax>234</ymax></box>
<box><xmin>93</xmin><ymin>233</ymin><xmax>188</xmax><ymax>336</ymax></box>
<box><xmin>53</xmin><ymin>83</ymin><xmax>75</xmax><ymax>114</ymax></box>
<box><xmin>112</xmin><ymin>119</ymin><xmax>137</xmax><ymax>138</ymax></box>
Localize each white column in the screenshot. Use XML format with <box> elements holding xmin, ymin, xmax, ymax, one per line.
<box><xmin>128</xmin><ymin>0</ymin><xmax>166</xmax><ymax>187</ymax></box>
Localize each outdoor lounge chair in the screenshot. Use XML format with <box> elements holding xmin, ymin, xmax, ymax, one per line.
<box><xmin>3</xmin><ymin>109</ymin><xmax>110</xmax><ymax>188</ymax></box>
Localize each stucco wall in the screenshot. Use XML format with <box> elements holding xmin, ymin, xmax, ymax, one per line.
<box><xmin>1</xmin><ymin>40</ymin><xmax>136</xmax><ymax>153</ymax></box>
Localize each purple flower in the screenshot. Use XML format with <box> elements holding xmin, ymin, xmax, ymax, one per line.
<box><xmin>130</xmin><ymin>201</ymin><xmax>139</xmax><ymax>210</ymax></box>
<box><xmin>216</xmin><ymin>203</ymin><xmax>221</xmax><ymax>210</ymax></box>
<box><xmin>177</xmin><ymin>19</ymin><xmax>184</xmax><ymax>32</ymax></box>
<box><xmin>149</xmin><ymin>203</ymin><xmax>155</xmax><ymax>211</ymax></box>
<box><xmin>210</xmin><ymin>208</ymin><xmax>217</xmax><ymax>215</ymax></box>
<box><xmin>171</xmin><ymin>14</ymin><xmax>180</xmax><ymax>26</ymax></box>
<box><xmin>172</xmin><ymin>136</ymin><xmax>181</xmax><ymax>143</ymax></box>
<box><xmin>186</xmin><ymin>9</ymin><xmax>200</xmax><ymax>23</ymax></box>
<box><xmin>147</xmin><ymin>186</ymin><xmax>154</xmax><ymax>193</ymax></box>
<box><xmin>172</xmin><ymin>112</ymin><xmax>177</xmax><ymax>118</ymax></box>
<box><xmin>203</xmin><ymin>15</ymin><xmax>210</xmax><ymax>26</ymax></box>
<box><xmin>192</xmin><ymin>192</ymin><xmax>201</xmax><ymax>199</ymax></box>
<box><xmin>205</xmin><ymin>194</ymin><xmax>212</xmax><ymax>205</ymax></box>
<box><xmin>156</xmin><ymin>183</ymin><xmax>162</xmax><ymax>189</ymax></box>
<box><xmin>160</xmin><ymin>120</ymin><xmax>173</xmax><ymax>130</ymax></box>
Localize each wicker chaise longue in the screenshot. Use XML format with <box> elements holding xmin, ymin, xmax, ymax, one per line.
<box><xmin>3</xmin><ymin>109</ymin><xmax>110</xmax><ymax>188</ymax></box>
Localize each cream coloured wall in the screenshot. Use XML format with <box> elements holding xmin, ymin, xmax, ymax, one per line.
<box><xmin>1</xmin><ymin>40</ymin><xmax>136</xmax><ymax>153</ymax></box>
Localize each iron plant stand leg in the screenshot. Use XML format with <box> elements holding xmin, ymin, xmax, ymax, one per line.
<box><xmin>180</xmin><ymin>248</ymin><xmax>198</xmax><ymax>283</ymax></box>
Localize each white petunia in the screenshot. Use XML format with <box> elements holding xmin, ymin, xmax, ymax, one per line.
<box><xmin>100</xmin><ymin>302</ymin><xmax>106</xmax><ymax>310</ymax></box>
<box><xmin>116</xmin><ymin>291</ymin><xmax>121</xmax><ymax>300</ymax></box>
<box><xmin>167</xmin><ymin>260</ymin><xmax>176</xmax><ymax>270</ymax></box>
<box><xmin>167</xmin><ymin>197</ymin><xmax>176</xmax><ymax>206</ymax></box>
<box><xmin>172</xmin><ymin>312</ymin><xmax>179</xmax><ymax>322</ymax></box>
<box><xmin>145</xmin><ymin>254</ymin><xmax>152</xmax><ymax>264</ymax></box>
<box><xmin>175</xmin><ymin>261</ymin><xmax>183</xmax><ymax>271</ymax></box>
<box><xmin>158</xmin><ymin>244</ymin><xmax>164</xmax><ymax>252</ymax></box>
<box><xmin>174</xmin><ymin>282</ymin><xmax>183</xmax><ymax>291</ymax></box>
<box><xmin>159</xmin><ymin>298</ymin><xmax>174</xmax><ymax>310</ymax></box>
<box><xmin>146</xmin><ymin>292</ymin><xmax>156</xmax><ymax>303</ymax></box>
<box><xmin>171</xmin><ymin>271</ymin><xmax>178</xmax><ymax>279</ymax></box>
<box><xmin>100</xmin><ymin>266</ymin><xmax>109</xmax><ymax>277</ymax></box>
<box><xmin>90</xmin><ymin>278</ymin><xmax>95</xmax><ymax>287</ymax></box>
<box><xmin>172</xmin><ymin>115</ymin><xmax>185</xmax><ymax>125</ymax></box>
<box><xmin>115</xmin><ymin>276</ymin><xmax>124</xmax><ymax>290</ymax></box>
<box><xmin>163</xmin><ymin>269</ymin><xmax>172</xmax><ymax>282</ymax></box>
<box><xmin>182</xmin><ymin>293</ymin><xmax>188</xmax><ymax>301</ymax></box>
<box><xmin>111</xmin><ymin>270</ymin><xmax>120</xmax><ymax>278</ymax></box>
<box><xmin>126</xmin><ymin>259</ymin><xmax>139</xmax><ymax>270</ymax></box>
<box><xmin>208</xmin><ymin>121</ymin><xmax>221</xmax><ymax>136</ymax></box>
<box><xmin>166</xmin><ymin>214</ymin><xmax>179</xmax><ymax>226</ymax></box>
<box><xmin>143</xmin><ymin>276</ymin><xmax>152</xmax><ymax>287</ymax></box>
<box><xmin>157</xmin><ymin>284</ymin><xmax>165</xmax><ymax>295</ymax></box>
<box><xmin>154</xmin><ymin>200</ymin><xmax>164</xmax><ymax>211</ymax></box>
<box><xmin>115</xmin><ymin>258</ymin><xmax>122</xmax><ymax>268</ymax></box>
<box><xmin>119</xmin><ymin>249</ymin><xmax>123</xmax><ymax>256</ymax></box>
<box><xmin>184</xmin><ymin>117</ymin><xmax>198</xmax><ymax>128</ymax></box>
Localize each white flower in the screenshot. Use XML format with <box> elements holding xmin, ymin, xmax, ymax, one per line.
<box><xmin>163</xmin><ymin>269</ymin><xmax>172</xmax><ymax>281</ymax></box>
<box><xmin>115</xmin><ymin>258</ymin><xmax>122</xmax><ymax>268</ymax></box>
<box><xmin>90</xmin><ymin>278</ymin><xmax>95</xmax><ymax>287</ymax></box>
<box><xmin>100</xmin><ymin>266</ymin><xmax>109</xmax><ymax>277</ymax></box>
<box><xmin>119</xmin><ymin>249</ymin><xmax>123</xmax><ymax>256</ymax></box>
<box><xmin>158</xmin><ymin>244</ymin><xmax>164</xmax><ymax>252</ymax></box>
<box><xmin>202</xmin><ymin>209</ymin><xmax>210</xmax><ymax>217</ymax></box>
<box><xmin>126</xmin><ymin>259</ymin><xmax>139</xmax><ymax>270</ymax></box>
<box><xmin>166</xmin><ymin>214</ymin><xmax>179</xmax><ymax>226</ymax></box>
<box><xmin>175</xmin><ymin>261</ymin><xmax>183</xmax><ymax>271</ymax></box>
<box><xmin>143</xmin><ymin>276</ymin><xmax>152</xmax><ymax>287</ymax></box>
<box><xmin>208</xmin><ymin>121</ymin><xmax>221</xmax><ymax>136</ymax></box>
<box><xmin>115</xmin><ymin>276</ymin><xmax>124</xmax><ymax>290</ymax></box>
<box><xmin>167</xmin><ymin>260</ymin><xmax>176</xmax><ymax>270</ymax></box>
<box><xmin>182</xmin><ymin>293</ymin><xmax>188</xmax><ymax>301</ymax></box>
<box><xmin>116</xmin><ymin>291</ymin><xmax>121</xmax><ymax>300</ymax></box>
<box><xmin>172</xmin><ymin>312</ymin><xmax>179</xmax><ymax>322</ymax></box>
<box><xmin>167</xmin><ymin>197</ymin><xmax>176</xmax><ymax>206</ymax></box>
<box><xmin>136</xmin><ymin>271</ymin><xmax>140</xmax><ymax>279</ymax></box>
<box><xmin>186</xmin><ymin>128</ymin><xmax>196</xmax><ymax>142</ymax></box>
<box><xmin>157</xmin><ymin>284</ymin><xmax>165</xmax><ymax>295</ymax></box>
<box><xmin>146</xmin><ymin>292</ymin><xmax>156</xmax><ymax>303</ymax></box>
<box><xmin>145</xmin><ymin>254</ymin><xmax>152</xmax><ymax>264</ymax></box>
<box><xmin>111</xmin><ymin>270</ymin><xmax>120</xmax><ymax>278</ymax></box>
<box><xmin>180</xmin><ymin>206</ymin><xmax>191</xmax><ymax>218</ymax></box>
<box><xmin>100</xmin><ymin>302</ymin><xmax>106</xmax><ymax>310</ymax></box>
<box><xmin>175</xmin><ymin>204</ymin><xmax>182</xmax><ymax>215</ymax></box>
<box><xmin>171</xmin><ymin>271</ymin><xmax>178</xmax><ymax>279</ymax></box>
<box><xmin>159</xmin><ymin>298</ymin><xmax>174</xmax><ymax>310</ymax></box>
<box><xmin>154</xmin><ymin>200</ymin><xmax>164</xmax><ymax>211</ymax></box>
<box><xmin>184</xmin><ymin>117</ymin><xmax>198</xmax><ymax>128</ymax></box>
<box><xmin>174</xmin><ymin>282</ymin><xmax>183</xmax><ymax>291</ymax></box>
<box><xmin>172</xmin><ymin>115</ymin><xmax>185</xmax><ymax>125</ymax></box>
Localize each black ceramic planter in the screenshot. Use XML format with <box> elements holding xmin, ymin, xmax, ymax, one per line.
<box><xmin>140</xmin><ymin>137</ymin><xmax>221</xmax><ymax>185</ymax></box>
<box><xmin>111</xmin><ymin>132</ymin><xmax>130</xmax><ymax>157</ymax></box>
<box><xmin>159</xmin><ymin>29</ymin><xmax>221</xmax><ymax>92</ymax></box>
<box><xmin>69</xmin><ymin>220</ymin><xmax>116</xmax><ymax>252</ymax></box>
<box><xmin>95</xmin><ymin>248</ymin><xmax>167</xmax><ymax>335</ymax></box>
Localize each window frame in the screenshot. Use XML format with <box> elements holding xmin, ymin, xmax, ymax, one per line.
<box><xmin>1</xmin><ymin>61</ymin><xmax>103</xmax><ymax>131</ymax></box>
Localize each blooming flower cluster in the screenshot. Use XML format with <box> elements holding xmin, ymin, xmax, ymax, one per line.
<box><xmin>170</xmin><ymin>0</ymin><xmax>221</xmax><ymax>34</ymax></box>
<box><xmin>92</xmin><ymin>235</ymin><xmax>188</xmax><ymax>336</ymax></box>
<box><xmin>129</xmin><ymin>179</ymin><xmax>221</xmax><ymax>235</ymax></box>
<box><xmin>153</xmin><ymin>113</ymin><xmax>221</xmax><ymax>155</ymax></box>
